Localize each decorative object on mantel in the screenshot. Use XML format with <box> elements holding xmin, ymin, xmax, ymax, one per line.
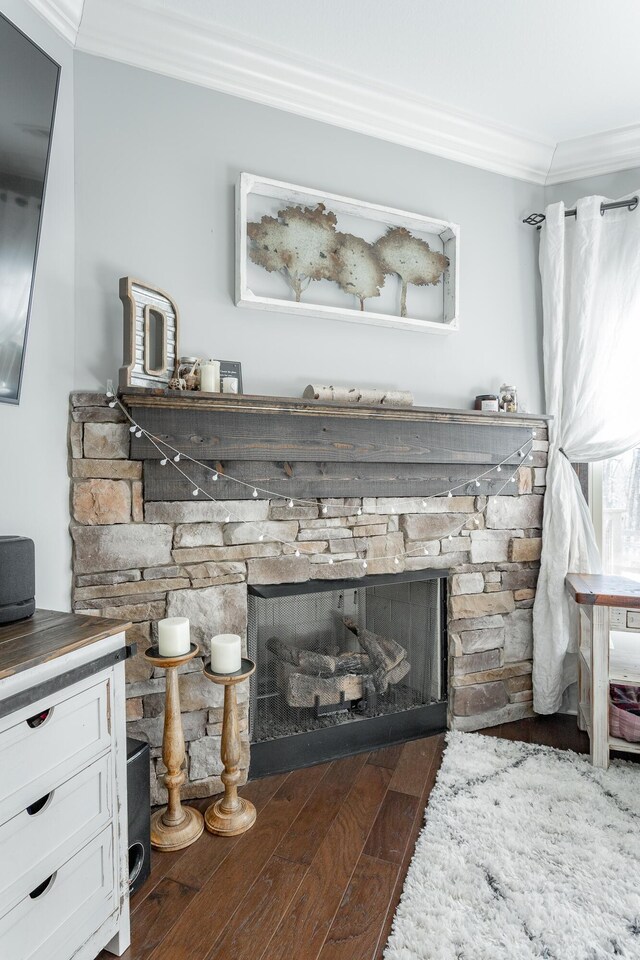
<box><xmin>474</xmin><ymin>394</ymin><xmax>500</xmax><ymax>412</ymax></box>
<box><xmin>199</xmin><ymin>359</ymin><xmax>220</xmax><ymax>393</ymax></box>
<box><xmin>219</xmin><ymin>360</ymin><xmax>243</xmax><ymax>393</ymax></box>
<box><xmin>499</xmin><ymin>383</ymin><xmax>518</xmax><ymax>413</ymax></box>
<box><xmin>119</xmin><ymin>277</ymin><xmax>180</xmax><ymax>388</ymax></box>
<box><xmin>237</xmin><ymin>173</ymin><xmax>459</xmax><ymax>334</ymax></box>
<box><xmin>108</xmin><ymin>390</ymin><xmax>536</xmax><ymax>569</ymax></box>
<box><xmin>222</xmin><ymin>375</ymin><xmax>239</xmax><ymax>393</ymax></box>
<box><xmin>172</xmin><ymin>356</ymin><xmax>200</xmax><ymax>391</ymax></box>
<box><xmin>143</xmin><ymin>642</ymin><xmax>205</xmax><ymax>850</ymax></box>
<box><xmin>202</xmin><ymin>657</ymin><xmax>257</xmax><ymax>836</ymax></box>
<box><xmin>167</xmin><ymin>359</ymin><xmax>242</xmax><ymax>394</ymax></box>
<box><xmin>303</xmin><ymin>384</ymin><xmax>413</xmax><ymax>406</ymax></box>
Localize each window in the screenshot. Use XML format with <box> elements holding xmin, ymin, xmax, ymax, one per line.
<box><xmin>592</xmin><ymin>448</ymin><xmax>640</xmax><ymax>577</ymax></box>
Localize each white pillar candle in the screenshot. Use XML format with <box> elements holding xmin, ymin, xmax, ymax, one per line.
<box><xmin>210</xmin><ymin>634</ymin><xmax>242</xmax><ymax>674</ymax></box>
<box><xmin>157</xmin><ymin>617</ymin><xmax>191</xmax><ymax>657</ymax></box>
<box><xmin>200</xmin><ymin>360</ymin><xmax>220</xmax><ymax>393</ymax></box>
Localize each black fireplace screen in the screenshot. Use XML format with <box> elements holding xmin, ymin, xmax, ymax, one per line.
<box><xmin>247</xmin><ymin>572</ymin><xmax>446</xmax><ymax>755</ymax></box>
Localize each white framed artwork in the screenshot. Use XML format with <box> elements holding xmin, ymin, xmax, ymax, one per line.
<box><xmin>236</xmin><ymin>173</ymin><xmax>459</xmax><ymax>334</ymax></box>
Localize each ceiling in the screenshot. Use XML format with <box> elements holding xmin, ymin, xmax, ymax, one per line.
<box><xmin>25</xmin><ymin>0</ymin><xmax>640</xmax><ymax>185</ymax></box>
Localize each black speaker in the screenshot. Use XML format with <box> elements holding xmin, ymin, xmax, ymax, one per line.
<box><xmin>0</xmin><ymin>536</ymin><xmax>35</xmax><ymax>624</ymax></box>
<box><xmin>126</xmin><ymin>737</ymin><xmax>151</xmax><ymax>896</ymax></box>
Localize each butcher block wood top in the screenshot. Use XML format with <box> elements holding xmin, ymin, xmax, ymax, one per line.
<box><xmin>566</xmin><ymin>573</ymin><xmax>640</xmax><ymax>609</ymax></box>
<box><xmin>0</xmin><ymin>609</ymin><xmax>131</xmax><ymax>681</ymax></box>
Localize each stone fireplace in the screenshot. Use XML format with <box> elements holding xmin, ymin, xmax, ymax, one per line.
<box><xmin>68</xmin><ymin>390</ymin><xmax>548</xmax><ymax>803</ymax></box>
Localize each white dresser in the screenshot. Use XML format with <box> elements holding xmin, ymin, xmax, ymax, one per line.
<box><xmin>0</xmin><ymin>610</ymin><xmax>132</xmax><ymax>960</ymax></box>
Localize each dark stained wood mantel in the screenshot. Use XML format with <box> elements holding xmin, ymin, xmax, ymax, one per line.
<box><xmin>121</xmin><ymin>389</ymin><xmax>550</xmax><ymax>501</ymax></box>
<box><xmin>121</xmin><ymin>388</ymin><xmax>550</xmax><ymax>428</ymax></box>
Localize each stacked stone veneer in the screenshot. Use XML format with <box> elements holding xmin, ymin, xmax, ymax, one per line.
<box><xmin>68</xmin><ymin>392</ymin><xmax>548</xmax><ymax>801</ymax></box>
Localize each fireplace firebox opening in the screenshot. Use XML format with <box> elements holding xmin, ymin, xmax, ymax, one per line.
<box><xmin>247</xmin><ymin>569</ymin><xmax>448</xmax><ymax>777</ymax></box>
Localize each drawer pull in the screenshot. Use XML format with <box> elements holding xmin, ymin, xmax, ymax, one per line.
<box><xmin>26</xmin><ymin>792</ymin><xmax>52</xmax><ymax>816</ymax></box>
<box><xmin>29</xmin><ymin>873</ymin><xmax>56</xmax><ymax>900</ymax></box>
<box><xmin>26</xmin><ymin>709</ymin><xmax>51</xmax><ymax>729</ymax></box>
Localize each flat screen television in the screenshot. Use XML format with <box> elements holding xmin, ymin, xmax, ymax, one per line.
<box><xmin>0</xmin><ymin>13</ymin><xmax>59</xmax><ymax>404</ymax></box>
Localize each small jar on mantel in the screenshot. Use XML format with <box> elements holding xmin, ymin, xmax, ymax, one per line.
<box><xmin>474</xmin><ymin>394</ymin><xmax>500</xmax><ymax>412</ymax></box>
<box><xmin>177</xmin><ymin>357</ymin><xmax>201</xmax><ymax>391</ymax></box>
<box><xmin>499</xmin><ymin>384</ymin><xmax>518</xmax><ymax>413</ymax></box>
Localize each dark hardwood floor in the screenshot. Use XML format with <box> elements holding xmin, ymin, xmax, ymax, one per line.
<box><xmin>107</xmin><ymin>715</ymin><xmax>597</xmax><ymax>960</ymax></box>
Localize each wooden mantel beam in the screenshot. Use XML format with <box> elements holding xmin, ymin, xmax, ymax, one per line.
<box><xmin>120</xmin><ymin>387</ymin><xmax>549</xmax><ymax>429</ymax></box>
<box><xmin>120</xmin><ymin>389</ymin><xmax>549</xmax><ymax>501</ymax></box>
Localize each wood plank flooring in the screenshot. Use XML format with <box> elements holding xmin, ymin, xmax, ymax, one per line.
<box><xmin>106</xmin><ymin>715</ymin><xmax>600</xmax><ymax>960</ymax></box>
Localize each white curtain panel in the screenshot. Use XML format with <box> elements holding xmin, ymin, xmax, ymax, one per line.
<box><xmin>533</xmin><ymin>194</ymin><xmax>640</xmax><ymax>714</ymax></box>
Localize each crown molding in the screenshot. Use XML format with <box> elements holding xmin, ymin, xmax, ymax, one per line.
<box><xmin>76</xmin><ymin>0</ymin><xmax>553</xmax><ymax>185</ymax></box>
<box><xmin>24</xmin><ymin>0</ymin><xmax>84</xmax><ymax>43</ymax></box>
<box><xmin>29</xmin><ymin>0</ymin><xmax>640</xmax><ymax>188</ymax></box>
<box><xmin>547</xmin><ymin>123</ymin><xmax>640</xmax><ymax>185</ymax></box>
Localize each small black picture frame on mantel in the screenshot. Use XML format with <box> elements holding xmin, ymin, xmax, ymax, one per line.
<box><xmin>219</xmin><ymin>360</ymin><xmax>243</xmax><ymax>393</ymax></box>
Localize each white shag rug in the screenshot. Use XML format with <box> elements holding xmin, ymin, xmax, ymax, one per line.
<box><xmin>384</xmin><ymin>732</ymin><xmax>640</xmax><ymax>960</ymax></box>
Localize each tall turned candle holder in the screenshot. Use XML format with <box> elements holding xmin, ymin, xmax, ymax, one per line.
<box><xmin>202</xmin><ymin>658</ymin><xmax>256</xmax><ymax>836</ymax></box>
<box><xmin>143</xmin><ymin>643</ymin><xmax>205</xmax><ymax>851</ymax></box>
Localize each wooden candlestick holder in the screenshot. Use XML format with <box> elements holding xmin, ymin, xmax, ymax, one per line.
<box><xmin>202</xmin><ymin>658</ymin><xmax>256</xmax><ymax>836</ymax></box>
<box><xmin>143</xmin><ymin>643</ymin><xmax>204</xmax><ymax>851</ymax></box>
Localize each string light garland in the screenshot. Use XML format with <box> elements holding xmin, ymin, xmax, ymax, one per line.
<box><xmin>108</xmin><ymin>390</ymin><xmax>536</xmax><ymax>569</ymax></box>
<box><xmin>111</xmin><ymin>389</ymin><xmax>535</xmax><ymax>508</ymax></box>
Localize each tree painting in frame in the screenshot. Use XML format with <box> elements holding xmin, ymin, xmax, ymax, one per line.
<box><xmin>236</xmin><ymin>174</ymin><xmax>459</xmax><ymax>334</ymax></box>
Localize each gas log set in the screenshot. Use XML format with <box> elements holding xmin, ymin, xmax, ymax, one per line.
<box><xmin>267</xmin><ymin>617</ymin><xmax>411</xmax><ymax>712</ymax></box>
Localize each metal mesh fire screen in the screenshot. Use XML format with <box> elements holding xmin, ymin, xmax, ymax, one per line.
<box><xmin>247</xmin><ymin>570</ymin><xmax>447</xmax><ymax>773</ymax></box>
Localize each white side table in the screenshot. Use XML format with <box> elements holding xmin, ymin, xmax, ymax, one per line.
<box><xmin>567</xmin><ymin>573</ymin><xmax>640</xmax><ymax>768</ymax></box>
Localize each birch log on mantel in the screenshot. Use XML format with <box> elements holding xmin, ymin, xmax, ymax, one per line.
<box><xmin>303</xmin><ymin>384</ymin><xmax>414</xmax><ymax>406</ymax></box>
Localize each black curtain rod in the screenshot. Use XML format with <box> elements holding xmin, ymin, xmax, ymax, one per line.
<box><xmin>523</xmin><ymin>196</ymin><xmax>639</xmax><ymax>228</ymax></box>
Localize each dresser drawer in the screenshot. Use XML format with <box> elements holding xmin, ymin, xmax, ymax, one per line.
<box><xmin>0</xmin><ymin>677</ymin><xmax>111</xmax><ymax>825</ymax></box>
<box><xmin>0</xmin><ymin>825</ymin><xmax>115</xmax><ymax>960</ymax></box>
<box><xmin>0</xmin><ymin>753</ymin><xmax>112</xmax><ymax>917</ymax></box>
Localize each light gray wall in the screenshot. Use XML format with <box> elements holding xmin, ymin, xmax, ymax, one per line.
<box><xmin>0</xmin><ymin>0</ymin><xmax>74</xmax><ymax>611</ymax></box>
<box><xmin>545</xmin><ymin>168</ymin><xmax>640</xmax><ymax>207</ymax></box>
<box><xmin>74</xmin><ymin>54</ymin><xmax>545</xmax><ymax>413</ymax></box>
